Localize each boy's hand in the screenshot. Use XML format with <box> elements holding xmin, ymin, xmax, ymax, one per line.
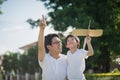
<box><xmin>86</xmin><ymin>35</ymin><xmax>91</xmax><ymax>44</ymax></box>
<box><xmin>39</xmin><ymin>15</ymin><xmax>46</xmax><ymax>29</ymax></box>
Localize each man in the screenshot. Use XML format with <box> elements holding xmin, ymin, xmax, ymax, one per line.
<box><xmin>38</xmin><ymin>15</ymin><xmax>67</xmax><ymax>80</ymax></box>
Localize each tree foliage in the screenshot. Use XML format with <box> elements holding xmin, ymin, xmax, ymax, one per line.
<box><xmin>2</xmin><ymin>46</ymin><xmax>41</xmax><ymax>74</ymax></box>
<box><xmin>2</xmin><ymin>52</ymin><xmax>21</xmax><ymax>73</ymax></box>
<box><xmin>38</xmin><ymin>0</ymin><xmax>119</xmax><ymax>31</ymax></box>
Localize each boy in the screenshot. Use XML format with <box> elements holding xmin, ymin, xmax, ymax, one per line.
<box><xmin>65</xmin><ymin>34</ymin><xmax>94</xmax><ymax>80</ymax></box>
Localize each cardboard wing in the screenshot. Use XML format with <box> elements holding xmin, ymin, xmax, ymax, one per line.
<box><xmin>71</xmin><ymin>29</ymin><xmax>103</xmax><ymax>37</ymax></box>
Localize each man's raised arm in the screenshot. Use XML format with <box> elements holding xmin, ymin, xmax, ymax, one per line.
<box><xmin>38</xmin><ymin>15</ymin><xmax>46</xmax><ymax>61</ymax></box>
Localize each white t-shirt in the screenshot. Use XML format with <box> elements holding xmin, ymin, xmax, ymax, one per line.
<box><xmin>67</xmin><ymin>49</ymin><xmax>88</xmax><ymax>80</ymax></box>
<box><xmin>39</xmin><ymin>53</ymin><xmax>67</xmax><ymax>80</ymax></box>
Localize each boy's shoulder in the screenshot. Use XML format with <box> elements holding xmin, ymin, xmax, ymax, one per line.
<box><xmin>60</xmin><ymin>53</ymin><xmax>67</xmax><ymax>57</ymax></box>
<box><xmin>78</xmin><ymin>48</ymin><xmax>87</xmax><ymax>51</ymax></box>
<box><xmin>60</xmin><ymin>53</ymin><xmax>67</xmax><ymax>60</ymax></box>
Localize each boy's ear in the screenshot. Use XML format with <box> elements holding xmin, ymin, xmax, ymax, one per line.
<box><xmin>77</xmin><ymin>42</ymin><xmax>80</xmax><ymax>47</ymax></box>
<box><xmin>77</xmin><ymin>41</ymin><xmax>79</xmax><ymax>44</ymax></box>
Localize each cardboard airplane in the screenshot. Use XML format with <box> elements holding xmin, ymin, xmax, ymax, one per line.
<box><xmin>71</xmin><ymin>20</ymin><xmax>103</xmax><ymax>49</ymax></box>
<box><xmin>71</xmin><ymin>29</ymin><xmax>103</xmax><ymax>37</ymax></box>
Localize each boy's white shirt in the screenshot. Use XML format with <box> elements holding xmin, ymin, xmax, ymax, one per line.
<box><xmin>38</xmin><ymin>53</ymin><xmax>67</xmax><ymax>80</ymax></box>
<box><xmin>67</xmin><ymin>49</ymin><xmax>88</xmax><ymax>80</ymax></box>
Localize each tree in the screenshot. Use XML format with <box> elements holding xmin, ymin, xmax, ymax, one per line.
<box><xmin>19</xmin><ymin>46</ymin><xmax>40</xmax><ymax>74</ymax></box>
<box><xmin>2</xmin><ymin>46</ymin><xmax>41</xmax><ymax>75</ymax></box>
<box><xmin>2</xmin><ymin>51</ymin><xmax>21</xmax><ymax>74</ymax></box>
<box><xmin>0</xmin><ymin>0</ymin><xmax>7</xmax><ymax>14</ymax></box>
<box><xmin>28</xmin><ymin>0</ymin><xmax>120</xmax><ymax>73</ymax></box>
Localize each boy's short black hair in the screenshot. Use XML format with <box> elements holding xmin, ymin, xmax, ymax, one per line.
<box><xmin>45</xmin><ymin>34</ymin><xmax>60</xmax><ymax>53</ymax></box>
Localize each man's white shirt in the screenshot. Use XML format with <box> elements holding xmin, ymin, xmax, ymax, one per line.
<box><xmin>39</xmin><ymin>53</ymin><xmax>67</xmax><ymax>80</ymax></box>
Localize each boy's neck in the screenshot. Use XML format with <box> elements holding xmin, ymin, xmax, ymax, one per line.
<box><xmin>70</xmin><ymin>48</ymin><xmax>78</xmax><ymax>54</ymax></box>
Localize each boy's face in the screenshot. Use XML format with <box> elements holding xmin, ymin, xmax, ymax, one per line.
<box><xmin>66</xmin><ymin>37</ymin><xmax>79</xmax><ymax>49</ymax></box>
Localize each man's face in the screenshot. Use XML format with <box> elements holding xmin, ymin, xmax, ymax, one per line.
<box><xmin>50</xmin><ymin>37</ymin><xmax>62</xmax><ymax>53</ymax></box>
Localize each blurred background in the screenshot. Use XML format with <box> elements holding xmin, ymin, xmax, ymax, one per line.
<box><xmin>0</xmin><ymin>0</ymin><xmax>120</xmax><ymax>80</ymax></box>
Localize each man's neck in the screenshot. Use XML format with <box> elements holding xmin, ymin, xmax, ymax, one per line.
<box><xmin>49</xmin><ymin>52</ymin><xmax>60</xmax><ymax>59</ymax></box>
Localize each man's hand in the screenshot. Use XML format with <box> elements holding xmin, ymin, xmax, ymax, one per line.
<box><xmin>39</xmin><ymin>15</ymin><xmax>46</xmax><ymax>29</ymax></box>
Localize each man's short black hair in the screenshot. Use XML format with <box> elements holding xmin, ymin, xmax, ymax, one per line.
<box><xmin>45</xmin><ymin>34</ymin><xmax>60</xmax><ymax>53</ymax></box>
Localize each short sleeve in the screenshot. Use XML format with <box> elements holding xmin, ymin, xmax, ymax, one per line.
<box><xmin>38</xmin><ymin>53</ymin><xmax>47</xmax><ymax>68</ymax></box>
<box><xmin>80</xmin><ymin>49</ymin><xmax>88</xmax><ymax>59</ymax></box>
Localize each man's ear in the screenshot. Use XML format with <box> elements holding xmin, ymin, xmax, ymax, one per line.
<box><xmin>66</xmin><ymin>45</ymin><xmax>69</xmax><ymax>48</ymax></box>
<box><xmin>47</xmin><ymin>45</ymin><xmax>51</xmax><ymax>50</ymax></box>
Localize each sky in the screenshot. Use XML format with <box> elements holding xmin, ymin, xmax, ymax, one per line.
<box><xmin>0</xmin><ymin>0</ymin><xmax>60</xmax><ymax>55</ymax></box>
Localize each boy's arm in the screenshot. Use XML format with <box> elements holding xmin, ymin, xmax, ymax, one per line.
<box><xmin>86</xmin><ymin>36</ymin><xmax>94</xmax><ymax>56</ymax></box>
<box><xmin>38</xmin><ymin>15</ymin><xmax>46</xmax><ymax>61</ymax></box>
